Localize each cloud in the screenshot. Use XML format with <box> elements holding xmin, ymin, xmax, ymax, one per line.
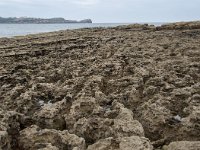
<box><xmin>0</xmin><ymin>0</ymin><xmax>101</xmax><ymax>6</ymax></box>
<box><xmin>71</xmin><ymin>0</ymin><xmax>100</xmax><ymax>6</ymax></box>
<box><xmin>0</xmin><ymin>0</ymin><xmax>35</xmax><ymax>5</ymax></box>
<box><xmin>0</xmin><ymin>0</ymin><xmax>200</xmax><ymax>22</ymax></box>
<box><xmin>2</xmin><ymin>0</ymin><xmax>28</xmax><ymax>2</ymax></box>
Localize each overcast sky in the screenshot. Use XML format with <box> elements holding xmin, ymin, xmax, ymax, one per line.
<box><xmin>0</xmin><ymin>0</ymin><xmax>200</xmax><ymax>23</ymax></box>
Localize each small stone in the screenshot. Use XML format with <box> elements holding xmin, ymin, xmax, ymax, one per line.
<box><xmin>38</xmin><ymin>100</ymin><xmax>45</xmax><ymax>106</ymax></box>
<box><xmin>173</xmin><ymin>115</ymin><xmax>182</xmax><ymax>122</ymax></box>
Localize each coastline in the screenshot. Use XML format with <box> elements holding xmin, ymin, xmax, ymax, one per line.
<box><xmin>0</xmin><ymin>17</ymin><xmax>92</xmax><ymax>24</ymax></box>
<box><xmin>0</xmin><ymin>21</ymin><xmax>200</xmax><ymax>150</ymax></box>
<box><xmin>0</xmin><ymin>23</ymin><xmax>132</xmax><ymax>38</ymax></box>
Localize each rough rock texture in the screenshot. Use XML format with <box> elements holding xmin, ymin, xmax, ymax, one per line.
<box><xmin>18</xmin><ymin>125</ymin><xmax>85</xmax><ymax>150</ymax></box>
<box><xmin>87</xmin><ymin>136</ymin><xmax>153</xmax><ymax>150</ymax></box>
<box><xmin>163</xmin><ymin>141</ymin><xmax>200</xmax><ymax>150</ymax></box>
<box><xmin>0</xmin><ymin>131</ymin><xmax>11</xmax><ymax>150</ymax></box>
<box><xmin>157</xmin><ymin>21</ymin><xmax>200</xmax><ymax>30</ymax></box>
<box><xmin>0</xmin><ymin>21</ymin><xmax>200</xmax><ymax>149</ymax></box>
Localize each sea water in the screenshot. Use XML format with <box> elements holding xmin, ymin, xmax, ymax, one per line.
<box><xmin>0</xmin><ymin>23</ymin><xmax>164</xmax><ymax>37</ymax></box>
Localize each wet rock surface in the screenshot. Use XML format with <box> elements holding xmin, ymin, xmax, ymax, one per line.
<box><xmin>0</xmin><ymin>21</ymin><xmax>200</xmax><ymax>149</ymax></box>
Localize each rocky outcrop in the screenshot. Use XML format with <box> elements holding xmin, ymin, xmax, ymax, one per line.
<box><xmin>0</xmin><ymin>131</ymin><xmax>11</xmax><ymax>150</ymax></box>
<box><xmin>33</xmin><ymin>99</ymin><xmax>69</xmax><ymax>130</ymax></box>
<box><xmin>157</xmin><ymin>21</ymin><xmax>200</xmax><ymax>30</ymax></box>
<box><xmin>66</xmin><ymin>100</ymin><xmax>144</xmax><ymax>144</ymax></box>
<box><xmin>79</xmin><ymin>19</ymin><xmax>92</xmax><ymax>23</ymax></box>
<box><xmin>18</xmin><ymin>125</ymin><xmax>85</xmax><ymax>150</ymax></box>
<box><xmin>87</xmin><ymin>136</ymin><xmax>153</xmax><ymax>150</ymax></box>
<box><xmin>0</xmin><ymin>21</ymin><xmax>200</xmax><ymax>149</ymax></box>
<box><xmin>0</xmin><ymin>109</ymin><xmax>26</xmax><ymax>149</ymax></box>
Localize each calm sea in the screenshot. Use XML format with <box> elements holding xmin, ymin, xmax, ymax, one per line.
<box><xmin>0</xmin><ymin>23</ymin><xmax>164</xmax><ymax>38</ymax></box>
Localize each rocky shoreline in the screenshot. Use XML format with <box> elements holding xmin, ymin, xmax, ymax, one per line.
<box><xmin>0</xmin><ymin>21</ymin><xmax>200</xmax><ymax>150</ymax></box>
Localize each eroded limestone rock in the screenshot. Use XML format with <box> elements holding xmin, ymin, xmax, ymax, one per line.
<box><xmin>87</xmin><ymin>136</ymin><xmax>153</xmax><ymax>150</ymax></box>
<box><xmin>33</xmin><ymin>99</ymin><xmax>68</xmax><ymax>130</ymax></box>
<box><xmin>0</xmin><ymin>131</ymin><xmax>11</xmax><ymax>150</ymax></box>
<box><xmin>18</xmin><ymin>125</ymin><xmax>85</xmax><ymax>150</ymax></box>
<box><xmin>163</xmin><ymin>141</ymin><xmax>200</xmax><ymax>150</ymax></box>
<box><xmin>0</xmin><ymin>21</ymin><xmax>200</xmax><ymax>149</ymax></box>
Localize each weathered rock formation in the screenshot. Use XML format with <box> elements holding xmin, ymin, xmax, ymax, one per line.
<box><xmin>0</xmin><ymin>21</ymin><xmax>200</xmax><ymax>149</ymax></box>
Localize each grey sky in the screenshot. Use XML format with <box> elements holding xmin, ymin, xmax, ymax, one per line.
<box><xmin>0</xmin><ymin>0</ymin><xmax>200</xmax><ymax>23</ymax></box>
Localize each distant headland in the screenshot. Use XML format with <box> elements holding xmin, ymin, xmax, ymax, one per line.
<box><xmin>0</xmin><ymin>17</ymin><xmax>92</xmax><ymax>24</ymax></box>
